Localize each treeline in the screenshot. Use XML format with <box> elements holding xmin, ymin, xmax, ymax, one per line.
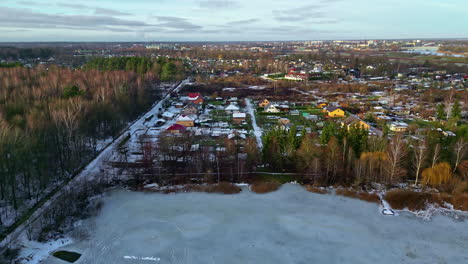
<box><xmin>84</xmin><ymin>57</ymin><xmax>186</xmax><ymax>81</ymax></box>
<box><xmin>262</xmin><ymin>122</ymin><xmax>467</xmax><ymax>186</ymax></box>
<box><xmin>0</xmin><ymin>66</ymin><xmax>160</xmax><ymax>229</ymax></box>
<box><xmin>0</xmin><ymin>47</ymin><xmax>53</xmax><ymax>60</ymax></box>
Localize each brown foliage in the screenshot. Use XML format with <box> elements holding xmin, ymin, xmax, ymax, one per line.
<box><xmin>305</xmin><ymin>185</ymin><xmax>329</xmax><ymax>194</ymax></box>
<box><xmin>250</xmin><ymin>181</ymin><xmax>281</xmax><ymax>194</ymax></box>
<box><xmin>336</xmin><ymin>189</ymin><xmax>381</xmax><ymax>204</ymax></box>
<box><xmin>385</xmin><ymin>189</ymin><xmax>433</xmax><ymax>211</ymax></box>
<box><xmin>453</xmin><ymin>194</ymin><xmax>468</xmax><ymax>211</ymax></box>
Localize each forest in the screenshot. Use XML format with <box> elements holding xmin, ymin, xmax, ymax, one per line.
<box><xmin>83</xmin><ymin>56</ymin><xmax>187</xmax><ymax>81</ymax></box>
<box><xmin>0</xmin><ymin>64</ymin><xmax>180</xmax><ymax>231</ymax></box>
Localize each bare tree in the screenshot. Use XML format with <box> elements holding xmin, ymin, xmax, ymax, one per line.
<box><xmin>453</xmin><ymin>139</ymin><xmax>467</xmax><ymax>173</ymax></box>
<box><xmin>431</xmin><ymin>144</ymin><xmax>441</xmax><ymax>168</ymax></box>
<box><xmin>412</xmin><ymin>139</ymin><xmax>428</xmax><ymax>185</ymax></box>
<box><xmin>386</xmin><ymin>134</ymin><xmax>407</xmax><ymax>183</ymax></box>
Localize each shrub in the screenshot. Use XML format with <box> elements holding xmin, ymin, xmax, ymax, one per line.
<box><xmin>453</xmin><ymin>194</ymin><xmax>468</xmax><ymax>211</ymax></box>
<box><xmin>251</xmin><ymin>182</ymin><xmax>281</xmax><ymax>194</ymax></box>
<box><xmin>336</xmin><ymin>189</ymin><xmax>380</xmax><ymax>204</ymax></box>
<box><xmin>305</xmin><ymin>185</ymin><xmax>328</xmax><ymax>194</ymax></box>
<box><xmin>202</xmin><ymin>182</ymin><xmax>242</xmax><ymax>194</ymax></box>
<box><xmin>385</xmin><ymin>189</ymin><xmax>432</xmax><ymax>211</ymax></box>
<box><xmin>422</xmin><ymin>162</ymin><xmax>452</xmax><ymax>186</ymax></box>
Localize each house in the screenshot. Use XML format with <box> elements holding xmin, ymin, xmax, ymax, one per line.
<box><xmin>342</xmin><ymin>115</ymin><xmax>370</xmax><ymax>130</ymax></box>
<box><xmin>390</xmin><ymin>122</ymin><xmax>408</xmax><ymax>132</ymax></box>
<box><xmin>323</xmin><ymin>106</ymin><xmax>345</xmax><ymax>118</ymax></box>
<box><xmin>279</xmin><ymin>105</ymin><xmax>290</xmax><ymax>112</ymax></box>
<box><xmin>183</xmin><ymin>103</ymin><xmax>199</xmax><ymax>116</ymax></box>
<box><xmin>188</xmin><ymin>92</ymin><xmax>204</xmax><ymax>104</ymax></box>
<box><xmin>176</xmin><ymin>115</ymin><xmax>195</xmax><ymax>127</ymax></box>
<box><xmin>232</xmin><ymin>112</ymin><xmax>246</xmax><ymax>124</ymax></box>
<box><xmin>317</xmin><ymin>102</ymin><xmax>328</xmax><ymax>108</ymax></box>
<box><xmin>175</xmin><ymin>102</ymin><xmax>184</xmax><ymax>108</ymax></box>
<box><xmin>162</xmin><ymin>111</ymin><xmax>175</xmax><ymax>120</ymax></box>
<box><xmin>258</xmin><ymin>99</ymin><xmax>270</xmax><ymax>107</ymax></box>
<box><xmin>264</xmin><ymin>103</ymin><xmax>280</xmax><ymax>113</ymax></box>
<box><xmin>166</xmin><ymin>124</ymin><xmax>186</xmax><ymax>133</ymax></box>
<box><xmin>285</xmin><ymin>68</ymin><xmax>308</xmax><ymax>81</ymax></box>
<box><xmin>225</xmin><ymin>104</ymin><xmax>240</xmax><ymax>114</ymax></box>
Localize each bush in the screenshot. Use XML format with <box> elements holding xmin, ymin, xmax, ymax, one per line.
<box><xmin>336</xmin><ymin>189</ymin><xmax>380</xmax><ymax>204</ymax></box>
<box><xmin>202</xmin><ymin>182</ymin><xmax>242</xmax><ymax>194</ymax></box>
<box><xmin>251</xmin><ymin>182</ymin><xmax>281</xmax><ymax>194</ymax></box>
<box><xmin>385</xmin><ymin>189</ymin><xmax>433</xmax><ymax>211</ymax></box>
<box><xmin>453</xmin><ymin>194</ymin><xmax>468</xmax><ymax>211</ymax></box>
<box><xmin>305</xmin><ymin>185</ymin><xmax>328</xmax><ymax>194</ymax></box>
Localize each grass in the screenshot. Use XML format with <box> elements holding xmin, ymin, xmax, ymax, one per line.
<box><xmin>52</xmin><ymin>251</ymin><xmax>81</xmax><ymax>263</ymax></box>
<box><xmin>336</xmin><ymin>189</ymin><xmax>381</xmax><ymax>204</ymax></box>
<box><xmin>250</xmin><ymin>181</ymin><xmax>281</xmax><ymax>194</ymax></box>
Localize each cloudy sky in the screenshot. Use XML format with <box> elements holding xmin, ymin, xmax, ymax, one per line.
<box><xmin>0</xmin><ymin>0</ymin><xmax>467</xmax><ymax>41</ymax></box>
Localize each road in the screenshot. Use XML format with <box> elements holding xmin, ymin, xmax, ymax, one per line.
<box><xmin>245</xmin><ymin>98</ymin><xmax>263</xmax><ymax>149</ymax></box>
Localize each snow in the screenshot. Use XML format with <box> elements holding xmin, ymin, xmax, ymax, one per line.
<box><xmin>42</xmin><ymin>184</ymin><xmax>468</xmax><ymax>264</ymax></box>
<box><xmin>245</xmin><ymin>98</ymin><xmax>263</xmax><ymax>149</ymax></box>
<box><xmin>16</xmin><ymin>234</ymin><xmax>72</xmax><ymax>264</ymax></box>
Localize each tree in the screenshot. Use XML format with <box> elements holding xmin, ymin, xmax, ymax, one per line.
<box><xmin>453</xmin><ymin>139</ymin><xmax>467</xmax><ymax>173</ymax></box>
<box><xmin>436</xmin><ymin>103</ymin><xmax>446</xmax><ymax>121</ymax></box>
<box><xmin>422</xmin><ymin>162</ymin><xmax>452</xmax><ymax>186</ymax></box>
<box><xmin>386</xmin><ymin>134</ymin><xmax>407</xmax><ymax>183</ymax></box>
<box><xmin>411</xmin><ymin>139</ymin><xmax>428</xmax><ymax>185</ymax></box>
<box><xmin>451</xmin><ymin>100</ymin><xmax>462</xmax><ymax>120</ymax></box>
<box><xmin>295</xmin><ymin>135</ymin><xmax>320</xmax><ymax>182</ymax></box>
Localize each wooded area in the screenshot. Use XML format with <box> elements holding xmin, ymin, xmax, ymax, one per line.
<box><xmin>0</xmin><ymin>65</ymin><xmax>168</xmax><ymax>228</ymax></box>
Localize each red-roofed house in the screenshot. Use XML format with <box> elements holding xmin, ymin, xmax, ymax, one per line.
<box><xmin>166</xmin><ymin>124</ymin><xmax>186</xmax><ymax>133</ymax></box>
<box><xmin>188</xmin><ymin>92</ymin><xmax>204</xmax><ymax>104</ymax></box>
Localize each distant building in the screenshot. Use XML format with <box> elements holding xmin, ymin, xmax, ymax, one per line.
<box><xmin>183</xmin><ymin>103</ymin><xmax>199</xmax><ymax>116</ymax></box>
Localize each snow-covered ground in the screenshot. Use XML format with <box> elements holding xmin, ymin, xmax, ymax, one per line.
<box><xmin>245</xmin><ymin>98</ymin><xmax>263</xmax><ymax>149</ymax></box>
<box><xmin>42</xmin><ymin>184</ymin><xmax>468</xmax><ymax>264</ymax></box>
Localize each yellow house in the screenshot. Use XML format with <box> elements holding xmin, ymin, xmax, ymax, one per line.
<box><xmin>258</xmin><ymin>99</ymin><xmax>270</xmax><ymax>107</ymax></box>
<box><xmin>323</xmin><ymin>106</ymin><xmax>345</xmax><ymax>118</ymax></box>
<box><xmin>342</xmin><ymin>115</ymin><xmax>370</xmax><ymax>130</ymax></box>
<box><xmin>176</xmin><ymin>115</ymin><xmax>195</xmax><ymax>127</ymax></box>
<box><xmin>317</xmin><ymin>102</ymin><xmax>328</xmax><ymax>108</ymax></box>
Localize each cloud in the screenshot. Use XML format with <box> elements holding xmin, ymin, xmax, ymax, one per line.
<box><xmin>57</xmin><ymin>3</ymin><xmax>131</xmax><ymax>16</ymax></box>
<box><xmin>226</xmin><ymin>18</ymin><xmax>259</xmax><ymax>25</ymax></box>
<box><xmin>198</xmin><ymin>0</ymin><xmax>239</xmax><ymax>9</ymax></box>
<box><xmin>0</xmin><ymin>7</ymin><xmax>149</xmax><ymax>32</ymax></box>
<box><xmin>154</xmin><ymin>16</ymin><xmax>203</xmax><ymax>30</ymax></box>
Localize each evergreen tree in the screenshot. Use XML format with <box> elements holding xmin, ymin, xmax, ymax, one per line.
<box><xmin>436</xmin><ymin>103</ymin><xmax>446</xmax><ymax>120</ymax></box>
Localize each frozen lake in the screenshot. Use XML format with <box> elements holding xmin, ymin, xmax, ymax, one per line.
<box><xmin>44</xmin><ymin>184</ymin><xmax>468</xmax><ymax>264</ymax></box>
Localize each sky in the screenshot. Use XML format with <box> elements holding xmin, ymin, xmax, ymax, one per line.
<box><xmin>0</xmin><ymin>0</ymin><xmax>467</xmax><ymax>42</ymax></box>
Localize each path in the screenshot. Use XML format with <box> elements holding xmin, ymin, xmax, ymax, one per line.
<box><xmin>245</xmin><ymin>98</ymin><xmax>263</xmax><ymax>149</ymax></box>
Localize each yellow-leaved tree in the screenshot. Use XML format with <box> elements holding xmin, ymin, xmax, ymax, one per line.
<box><xmin>421</xmin><ymin>162</ymin><xmax>452</xmax><ymax>186</ymax></box>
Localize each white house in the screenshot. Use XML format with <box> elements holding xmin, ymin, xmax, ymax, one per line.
<box><xmin>225</xmin><ymin>104</ymin><xmax>240</xmax><ymax>114</ymax></box>
<box><xmin>264</xmin><ymin>103</ymin><xmax>280</xmax><ymax>113</ymax></box>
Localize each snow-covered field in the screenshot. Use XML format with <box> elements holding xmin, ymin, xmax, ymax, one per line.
<box><xmin>41</xmin><ymin>184</ymin><xmax>468</xmax><ymax>264</ymax></box>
